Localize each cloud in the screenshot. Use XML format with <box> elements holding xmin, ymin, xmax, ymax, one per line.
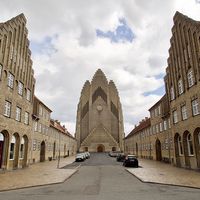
<box><xmin>1</xmin><ymin>0</ymin><xmax>200</xmax><ymax>136</ymax></box>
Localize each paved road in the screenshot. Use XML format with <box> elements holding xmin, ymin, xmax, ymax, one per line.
<box><xmin>0</xmin><ymin>153</ymin><xmax>200</xmax><ymax>200</ymax></box>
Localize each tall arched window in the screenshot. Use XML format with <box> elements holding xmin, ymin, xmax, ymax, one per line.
<box><xmin>178</xmin><ymin>136</ymin><xmax>183</xmax><ymax>155</ymax></box>
<box><xmin>187</xmin><ymin>134</ymin><xmax>194</xmax><ymax>155</ymax></box>
<box><xmin>20</xmin><ymin>137</ymin><xmax>25</xmax><ymax>159</ymax></box>
<box><xmin>198</xmin><ymin>131</ymin><xmax>200</xmax><ymax>145</ymax></box>
<box><xmin>9</xmin><ymin>136</ymin><xmax>16</xmax><ymax>160</ymax></box>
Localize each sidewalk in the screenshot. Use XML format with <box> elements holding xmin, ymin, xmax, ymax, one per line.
<box><xmin>0</xmin><ymin>156</ymin><xmax>78</xmax><ymax>192</ymax></box>
<box><xmin>126</xmin><ymin>159</ymin><xmax>200</xmax><ymax>189</ymax></box>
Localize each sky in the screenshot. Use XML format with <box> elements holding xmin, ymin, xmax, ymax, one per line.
<box><xmin>0</xmin><ymin>0</ymin><xmax>200</xmax><ymax>136</ymax></box>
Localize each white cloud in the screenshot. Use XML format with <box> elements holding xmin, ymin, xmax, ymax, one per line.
<box><xmin>1</xmin><ymin>0</ymin><xmax>200</xmax><ymax>135</ymax></box>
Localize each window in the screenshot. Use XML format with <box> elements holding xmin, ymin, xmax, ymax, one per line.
<box><xmin>178</xmin><ymin>79</ymin><xmax>183</xmax><ymax>94</ymax></box>
<box><xmin>39</xmin><ymin>105</ymin><xmax>43</xmax><ymax>116</ymax></box>
<box><xmin>170</xmin><ymin>86</ymin><xmax>175</xmax><ymax>100</ymax></box>
<box><xmin>8</xmin><ymin>72</ymin><xmax>14</xmax><ymax>88</ymax></box>
<box><xmin>187</xmin><ymin>134</ymin><xmax>194</xmax><ymax>155</ymax></box>
<box><xmin>38</xmin><ymin>123</ymin><xmax>42</xmax><ymax>132</ymax></box>
<box><xmin>158</xmin><ymin>106</ymin><xmax>161</xmax><ymax>115</ymax></box>
<box><xmin>0</xmin><ymin>64</ymin><xmax>2</xmax><ymax>80</ymax></box>
<box><xmin>173</xmin><ymin>110</ymin><xmax>178</xmax><ymax>124</ymax></box>
<box><xmin>20</xmin><ymin>138</ymin><xmax>25</xmax><ymax>159</ymax></box>
<box><xmin>192</xmin><ymin>99</ymin><xmax>199</xmax><ymax>116</ymax></box>
<box><xmin>178</xmin><ymin>136</ymin><xmax>183</xmax><ymax>155</ymax></box>
<box><xmin>187</xmin><ymin>70</ymin><xmax>194</xmax><ymax>88</ymax></box>
<box><xmin>15</xmin><ymin>107</ymin><xmax>21</xmax><ymax>121</ymax></box>
<box><xmin>26</xmin><ymin>89</ymin><xmax>31</xmax><ymax>101</ymax></box>
<box><xmin>168</xmin><ymin>118</ymin><xmax>171</xmax><ymax>128</ymax></box>
<box><xmin>34</xmin><ymin>121</ymin><xmax>38</xmax><ymax>131</ymax></box>
<box><xmin>18</xmin><ymin>81</ymin><xmax>23</xmax><ymax>96</ymax></box>
<box><xmin>181</xmin><ymin>105</ymin><xmax>188</xmax><ymax>120</ymax></box>
<box><xmin>4</xmin><ymin>101</ymin><xmax>11</xmax><ymax>117</ymax></box>
<box><xmin>24</xmin><ymin>112</ymin><xmax>29</xmax><ymax>125</ymax></box>
<box><xmin>9</xmin><ymin>136</ymin><xmax>16</xmax><ymax>160</ymax></box>
<box><xmin>156</xmin><ymin>124</ymin><xmax>159</xmax><ymax>133</ymax></box>
<box><xmin>163</xmin><ymin>120</ymin><xmax>167</xmax><ymax>131</ymax></box>
<box><xmin>159</xmin><ymin>122</ymin><xmax>163</xmax><ymax>132</ymax></box>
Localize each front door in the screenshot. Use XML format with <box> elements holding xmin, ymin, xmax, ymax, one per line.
<box><xmin>40</xmin><ymin>141</ymin><xmax>45</xmax><ymax>162</ymax></box>
<box><xmin>0</xmin><ymin>141</ymin><xmax>4</xmax><ymax>168</ymax></box>
<box><xmin>97</xmin><ymin>145</ymin><xmax>104</xmax><ymax>152</ymax></box>
<box><xmin>156</xmin><ymin>139</ymin><xmax>162</xmax><ymax>161</ymax></box>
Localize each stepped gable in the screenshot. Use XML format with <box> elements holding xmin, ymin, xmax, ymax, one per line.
<box><xmin>173</xmin><ymin>11</ymin><xmax>200</xmax><ymax>27</ymax></box>
<box><xmin>109</xmin><ymin>80</ymin><xmax>119</xmax><ymax>96</ymax></box>
<box><xmin>80</xmin><ymin>80</ymin><xmax>90</xmax><ymax>96</ymax></box>
<box><xmin>91</xmin><ymin>68</ymin><xmax>108</xmax><ymax>85</ymax></box>
<box><xmin>2</xmin><ymin>13</ymin><xmax>26</xmax><ymax>27</ymax></box>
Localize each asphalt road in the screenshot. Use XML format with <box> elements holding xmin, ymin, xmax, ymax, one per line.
<box><xmin>0</xmin><ymin>153</ymin><xmax>200</xmax><ymax>200</ymax></box>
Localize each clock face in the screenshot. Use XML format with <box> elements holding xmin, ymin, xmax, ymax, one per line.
<box><xmin>96</xmin><ymin>105</ymin><xmax>103</xmax><ymax>111</ymax></box>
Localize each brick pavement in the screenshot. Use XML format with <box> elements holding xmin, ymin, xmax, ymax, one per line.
<box><xmin>126</xmin><ymin>159</ymin><xmax>200</xmax><ymax>189</ymax></box>
<box><xmin>0</xmin><ymin>156</ymin><xmax>78</xmax><ymax>192</ymax></box>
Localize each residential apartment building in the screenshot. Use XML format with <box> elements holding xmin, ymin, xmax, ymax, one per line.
<box><xmin>165</xmin><ymin>12</ymin><xmax>200</xmax><ymax>169</ymax></box>
<box><xmin>125</xmin><ymin>12</ymin><xmax>200</xmax><ymax>170</ymax></box>
<box><xmin>32</xmin><ymin>96</ymin><xmax>77</xmax><ymax>163</ymax></box>
<box><xmin>0</xmin><ymin>14</ymin><xmax>35</xmax><ymax>170</ymax></box>
<box><xmin>0</xmin><ymin>14</ymin><xmax>77</xmax><ymax>171</ymax></box>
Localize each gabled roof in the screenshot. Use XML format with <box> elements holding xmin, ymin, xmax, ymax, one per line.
<box><xmin>125</xmin><ymin>118</ymin><xmax>151</xmax><ymax>139</ymax></box>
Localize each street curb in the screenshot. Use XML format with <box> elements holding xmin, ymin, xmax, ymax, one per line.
<box><xmin>0</xmin><ymin>169</ymin><xmax>79</xmax><ymax>193</ymax></box>
<box><xmin>125</xmin><ymin>168</ymin><xmax>200</xmax><ymax>190</ymax></box>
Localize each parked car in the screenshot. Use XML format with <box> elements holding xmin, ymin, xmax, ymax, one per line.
<box><xmin>75</xmin><ymin>153</ymin><xmax>85</xmax><ymax>162</ymax></box>
<box><xmin>123</xmin><ymin>155</ymin><xmax>139</xmax><ymax>167</ymax></box>
<box><xmin>116</xmin><ymin>153</ymin><xmax>126</xmax><ymax>162</ymax></box>
<box><xmin>109</xmin><ymin>151</ymin><xmax>121</xmax><ymax>157</ymax></box>
<box><xmin>85</xmin><ymin>152</ymin><xmax>90</xmax><ymax>159</ymax></box>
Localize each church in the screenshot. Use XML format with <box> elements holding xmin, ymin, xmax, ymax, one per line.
<box><xmin>75</xmin><ymin>69</ymin><xmax>125</xmax><ymax>152</ymax></box>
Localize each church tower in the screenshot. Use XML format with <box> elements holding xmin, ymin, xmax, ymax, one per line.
<box><xmin>75</xmin><ymin>69</ymin><xmax>124</xmax><ymax>152</ymax></box>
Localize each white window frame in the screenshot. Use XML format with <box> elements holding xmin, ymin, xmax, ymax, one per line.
<box><xmin>178</xmin><ymin>136</ymin><xmax>183</xmax><ymax>155</ymax></box>
<box><xmin>178</xmin><ymin>79</ymin><xmax>184</xmax><ymax>94</ymax></box>
<box><xmin>159</xmin><ymin>122</ymin><xmax>163</xmax><ymax>132</ymax></box>
<box><xmin>192</xmin><ymin>99</ymin><xmax>199</xmax><ymax>116</ymax></box>
<box><xmin>8</xmin><ymin>72</ymin><xmax>14</xmax><ymax>88</ymax></box>
<box><xmin>170</xmin><ymin>86</ymin><xmax>175</xmax><ymax>100</ymax></box>
<box><xmin>24</xmin><ymin>112</ymin><xmax>29</xmax><ymax>125</ymax></box>
<box><xmin>187</xmin><ymin>69</ymin><xmax>194</xmax><ymax>88</ymax></box>
<box><xmin>163</xmin><ymin>120</ymin><xmax>167</xmax><ymax>131</ymax></box>
<box><xmin>4</xmin><ymin>101</ymin><xmax>11</xmax><ymax>117</ymax></box>
<box><xmin>15</xmin><ymin>107</ymin><xmax>21</xmax><ymax>121</ymax></box>
<box><xmin>173</xmin><ymin>110</ymin><xmax>178</xmax><ymax>124</ymax></box>
<box><xmin>187</xmin><ymin>134</ymin><xmax>194</xmax><ymax>156</ymax></box>
<box><xmin>26</xmin><ymin>89</ymin><xmax>31</xmax><ymax>101</ymax></box>
<box><xmin>181</xmin><ymin>105</ymin><xmax>188</xmax><ymax>120</ymax></box>
<box><xmin>9</xmin><ymin>136</ymin><xmax>16</xmax><ymax>160</ymax></box>
<box><xmin>18</xmin><ymin>81</ymin><xmax>23</xmax><ymax>96</ymax></box>
<box><xmin>19</xmin><ymin>138</ymin><xmax>25</xmax><ymax>159</ymax></box>
<box><xmin>0</xmin><ymin>64</ymin><xmax>2</xmax><ymax>80</ymax></box>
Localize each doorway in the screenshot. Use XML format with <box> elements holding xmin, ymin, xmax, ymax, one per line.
<box><xmin>155</xmin><ymin>139</ymin><xmax>162</xmax><ymax>161</ymax></box>
<box><xmin>40</xmin><ymin>141</ymin><xmax>46</xmax><ymax>162</ymax></box>
<box><xmin>97</xmin><ymin>144</ymin><xmax>105</xmax><ymax>152</ymax></box>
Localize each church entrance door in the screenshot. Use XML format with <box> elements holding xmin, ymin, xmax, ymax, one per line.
<box><xmin>97</xmin><ymin>144</ymin><xmax>105</xmax><ymax>152</ymax></box>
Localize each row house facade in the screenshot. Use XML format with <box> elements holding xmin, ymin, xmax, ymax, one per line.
<box><xmin>125</xmin><ymin>12</ymin><xmax>200</xmax><ymax>170</ymax></box>
<box><xmin>165</xmin><ymin>12</ymin><xmax>200</xmax><ymax>169</ymax></box>
<box><xmin>0</xmin><ymin>14</ymin><xmax>35</xmax><ymax>170</ymax></box>
<box><xmin>0</xmin><ymin>14</ymin><xmax>77</xmax><ymax>171</ymax></box>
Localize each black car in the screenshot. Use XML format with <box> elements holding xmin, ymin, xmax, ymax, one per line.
<box><xmin>116</xmin><ymin>154</ymin><xmax>126</xmax><ymax>162</ymax></box>
<box><xmin>123</xmin><ymin>155</ymin><xmax>138</xmax><ymax>167</ymax></box>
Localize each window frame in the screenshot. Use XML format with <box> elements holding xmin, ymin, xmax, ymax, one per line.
<box><xmin>181</xmin><ymin>105</ymin><xmax>188</xmax><ymax>120</ymax></box>
<box><xmin>7</xmin><ymin>72</ymin><xmax>14</xmax><ymax>89</ymax></box>
<box><xmin>187</xmin><ymin>69</ymin><xmax>194</xmax><ymax>88</ymax></box>
<box><xmin>170</xmin><ymin>86</ymin><xmax>175</xmax><ymax>100</ymax></box>
<box><xmin>178</xmin><ymin>79</ymin><xmax>184</xmax><ymax>94</ymax></box>
<box><xmin>18</xmin><ymin>81</ymin><xmax>24</xmax><ymax>96</ymax></box>
<box><xmin>173</xmin><ymin>110</ymin><xmax>178</xmax><ymax>124</ymax></box>
<box><xmin>15</xmin><ymin>106</ymin><xmax>21</xmax><ymax>122</ymax></box>
<box><xmin>4</xmin><ymin>101</ymin><xmax>11</xmax><ymax>117</ymax></box>
<box><xmin>192</xmin><ymin>99</ymin><xmax>199</xmax><ymax>116</ymax></box>
<box><xmin>187</xmin><ymin>133</ymin><xmax>194</xmax><ymax>156</ymax></box>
